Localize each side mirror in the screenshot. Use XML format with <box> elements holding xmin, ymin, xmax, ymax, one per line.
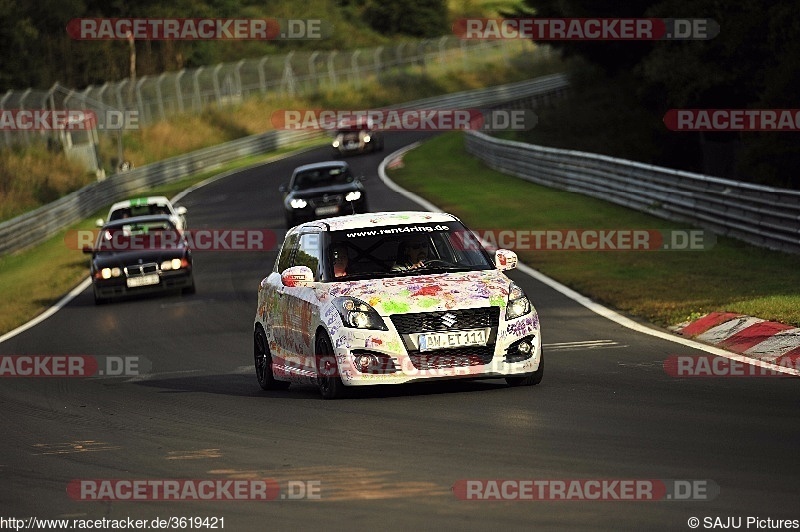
<box><xmin>495</xmin><ymin>249</ymin><xmax>518</xmax><ymax>271</ymax></box>
<box><xmin>176</xmin><ymin>206</ymin><xmax>187</xmax><ymax>215</ymax></box>
<box><xmin>279</xmin><ymin>183</ymin><xmax>289</xmax><ymax>194</ymax></box>
<box><xmin>358</xmin><ymin>174</ymin><xmax>367</xmax><ymax>182</ymax></box>
<box><xmin>95</xmin><ymin>218</ymin><xmax>104</xmax><ymax>227</ymax></box>
<box><xmin>281</xmin><ymin>265</ymin><xmax>315</xmax><ymax>287</ymax></box>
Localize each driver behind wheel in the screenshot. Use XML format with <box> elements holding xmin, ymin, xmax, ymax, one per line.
<box><xmin>392</xmin><ymin>238</ymin><xmax>429</xmax><ymax>270</ymax></box>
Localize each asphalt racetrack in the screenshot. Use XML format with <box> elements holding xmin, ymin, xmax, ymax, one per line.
<box><xmin>1</xmin><ymin>132</ymin><xmax>798</xmax><ymax>531</ymax></box>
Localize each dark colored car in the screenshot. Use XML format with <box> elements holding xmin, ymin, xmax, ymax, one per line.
<box><xmin>331</xmin><ymin>117</ymin><xmax>384</xmax><ymax>157</ymax></box>
<box><xmin>280</xmin><ymin>161</ymin><xmax>369</xmax><ymax>228</ymax></box>
<box><xmin>84</xmin><ymin>215</ymin><xmax>195</xmax><ymax>304</ymax></box>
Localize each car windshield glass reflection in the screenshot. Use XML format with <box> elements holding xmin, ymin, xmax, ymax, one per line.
<box><xmin>293</xmin><ymin>168</ymin><xmax>353</xmax><ymax>190</ymax></box>
<box><xmin>96</xmin><ymin>222</ymin><xmax>181</xmax><ymax>251</ymax></box>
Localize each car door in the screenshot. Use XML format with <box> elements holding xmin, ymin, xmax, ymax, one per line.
<box><xmin>267</xmin><ymin>230</ymin><xmax>322</xmax><ymax>380</ymax></box>
<box><xmin>262</xmin><ymin>230</ymin><xmax>299</xmax><ymax>377</ymax></box>
<box><xmin>280</xmin><ymin>231</ymin><xmax>323</xmax><ymax>378</ymax></box>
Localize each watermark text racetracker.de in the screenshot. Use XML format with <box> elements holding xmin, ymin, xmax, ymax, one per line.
<box><xmin>0</xmin><ymin>355</ymin><xmax>151</xmax><ymax>378</ymax></box>
<box><xmin>271</xmin><ymin>108</ymin><xmax>538</xmax><ymax>132</ymax></box>
<box><xmin>67</xmin><ymin>229</ymin><xmax>279</xmax><ymax>252</ymax></box>
<box><xmin>453</xmin><ymin>479</ymin><xmax>719</xmax><ymax>501</ymax></box>
<box><xmin>454</xmin><ymin>228</ymin><xmax>715</xmax><ymax>251</ymax></box>
<box><xmin>664</xmin><ymin>109</ymin><xmax>800</xmax><ymax>131</ymax></box>
<box><xmin>67</xmin><ymin>479</ymin><xmax>322</xmax><ymax>501</ymax></box>
<box><xmin>67</xmin><ymin>18</ymin><xmax>332</xmax><ymax>40</ymax></box>
<box><xmin>0</xmin><ymin>109</ymin><xmax>139</xmax><ymax>131</ymax></box>
<box><xmin>453</xmin><ymin>18</ymin><xmax>719</xmax><ymax>40</ymax></box>
<box><xmin>664</xmin><ymin>355</ymin><xmax>800</xmax><ymax>378</ymax></box>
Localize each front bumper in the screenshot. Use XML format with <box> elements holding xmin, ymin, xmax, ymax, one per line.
<box><xmin>331</xmin><ymin>316</ymin><xmax>541</xmax><ymax>386</ymax></box>
<box><xmin>93</xmin><ymin>269</ymin><xmax>193</xmax><ymax>299</ymax></box>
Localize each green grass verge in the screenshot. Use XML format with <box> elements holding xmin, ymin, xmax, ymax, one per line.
<box><xmin>387</xmin><ymin>132</ymin><xmax>800</xmax><ymax>328</ymax></box>
<box><xmin>0</xmin><ymin>139</ymin><xmax>327</xmax><ymax>336</ymax></box>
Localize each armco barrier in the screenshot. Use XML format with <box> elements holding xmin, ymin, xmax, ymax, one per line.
<box><xmin>0</xmin><ymin>74</ymin><xmax>569</xmax><ymax>256</ymax></box>
<box><xmin>465</xmin><ymin>131</ymin><xmax>800</xmax><ymax>254</ymax></box>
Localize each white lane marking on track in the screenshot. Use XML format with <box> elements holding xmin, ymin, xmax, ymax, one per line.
<box><xmin>377</xmin><ymin>143</ymin><xmax>800</xmax><ymax>378</ymax></box>
<box><xmin>544</xmin><ymin>340</ymin><xmax>626</xmax><ymax>351</ymax></box>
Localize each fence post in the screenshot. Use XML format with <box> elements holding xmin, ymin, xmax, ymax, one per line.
<box><xmin>327</xmin><ymin>50</ymin><xmax>338</xmax><ymax>86</ymax></box>
<box><xmin>175</xmin><ymin>69</ymin><xmax>185</xmax><ymax>113</ymax></box>
<box><xmin>212</xmin><ymin>63</ymin><xmax>223</xmax><ymax>106</ymax></box>
<box><xmin>135</xmin><ymin>76</ymin><xmax>147</xmax><ymax>124</ymax></box>
<box><xmin>396</xmin><ymin>42</ymin><xmax>405</xmax><ymax>67</ymax></box>
<box><xmin>1</xmin><ymin>90</ymin><xmax>12</xmax><ymax>147</ymax></box>
<box><xmin>234</xmin><ymin>59</ymin><xmax>244</xmax><ymax>98</ymax></box>
<box><xmin>258</xmin><ymin>57</ymin><xmax>269</xmax><ymax>94</ymax></box>
<box><xmin>308</xmin><ymin>51</ymin><xmax>319</xmax><ymax>90</ymax></box>
<box><xmin>438</xmin><ymin>36</ymin><xmax>448</xmax><ymax>64</ymax></box>
<box><xmin>19</xmin><ymin>88</ymin><xmax>32</xmax><ymax>146</ymax></box>
<box><xmin>351</xmin><ymin>50</ymin><xmax>361</xmax><ymax>89</ymax></box>
<box><xmin>97</xmin><ymin>82</ymin><xmax>109</xmax><ymax>109</ymax></box>
<box><xmin>155</xmin><ymin>73</ymin><xmax>166</xmax><ymax>121</ymax></box>
<box><xmin>115</xmin><ymin>80</ymin><xmax>127</xmax><ymax>112</ymax></box>
<box><xmin>373</xmin><ymin>46</ymin><xmax>383</xmax><ymax>75</ymax></box>
<box><xmin>193</xmin><ymin>66</ymin><xmax>204</xmax><ymax>112</ymax></box>
<box><xmin>282</xmin><ymin>51</ymin><xmax>296</xmax><ymax>97</ymax></box>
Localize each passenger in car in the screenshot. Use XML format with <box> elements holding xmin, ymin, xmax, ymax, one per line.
<box><xmin>331</xmin><ymin>243</ymin><xmax>350</xmax><ymax>278</ymax></box>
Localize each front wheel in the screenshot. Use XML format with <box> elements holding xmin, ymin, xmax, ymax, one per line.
<box><xmin>316</xmin><ymin>334</ymin><xmax>346</xmax><ymax>399</ymax></box>
<box><xmin>254</xmin><ymin>328</ymin><xmax>290</xmax><ymax>391</ymax></box>
<box><xmin>505</xmin><ymin>351</ymin><xmax>544</xmax><ymax>387</ymax></box>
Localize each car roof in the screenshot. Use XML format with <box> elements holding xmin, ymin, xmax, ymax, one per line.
<box><xmin>101</xmin><ymin>214</ymin><xmax>176</xmax><ymax>229</ymax></box>
<box><xmin>293</xmin><ymin>211</ymin><xmax>459</xmax><ymax>232</ymax></box>
<box><xmin>108</xmin><ymin>196</ymin><xmax>172</xmax><ymax>211</ymax></box>
<box><xmin>291</xmin><ymin>161</ymin><xmax>349</xmax><ymax>175</ymax></box>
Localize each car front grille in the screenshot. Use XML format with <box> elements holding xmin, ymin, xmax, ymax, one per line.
<box><xmin>309</xmin><ymin>194</ymin><xmax>343</xmax><ymax>208</ymax></box>
<box><xmin>408</xmin><ymin>346</ymin><xmax>495</xmax><ymax>370</ymax></box>
<box><xmin>124</xmin><ymin>263</ymin><xmax>158</xmax><ymax>277</ymax></box>
<box><xmin>390</xmin><ymin>307</ymin><xmax>500</xmax><ymax>335</ymax></box>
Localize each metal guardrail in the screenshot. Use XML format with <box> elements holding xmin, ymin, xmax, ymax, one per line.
<box><xmin>465</xmin><ymin>131</ymin><xmax>800</xmax><ymax>254</ymax></box>
<box><xmin>0</xmin><ymin>73</ymin><xmax>570</xmax><ymax>256</ymax></box>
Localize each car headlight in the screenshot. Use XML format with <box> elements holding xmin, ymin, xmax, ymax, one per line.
<box><xmin>332</xmin><ymin>140</ymin><xmax>340</xmax><ymax>148</ymax></box>
<box><xmin>363</xmin><ymin>134</ymin><xmax>371</xmax><ymax>143</ymax></box>
<box><xmin>505</xmin><ymin>282</ymin><xmax>532</xmax><ymax>320</ymax></box>
<box><xmin>345</xmin><ymin>191</ymin><xmax>362</xmax><ymax>202</ymax></box>
<box><xmin>290</xmin><ymin>198</ymin><xmax>307</xmax><ymax>209</ymax></box>
<box><xmin>99</xmin><ymin>267</ymin><xmax>122</xmax><ymax>279</ymax></box>
<box><xmin>332</xmin><ymin>297</ymin><xmax>388</xmax><ymax>330</ymax></box>
<box><xmin>161</xmin><ymin>258</ymin><xmax>182</xmax><ymax>271</ymax></box>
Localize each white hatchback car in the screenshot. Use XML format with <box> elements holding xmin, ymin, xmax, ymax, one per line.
<box><xmin>254</xmin><ymin>211</ymin><xmax>542</xmax><ymax>399</ymax></box>
<box><xmin>97</xmin><ymin>196</ymin><xmax>188</xmax><ymax>233</ymax></box>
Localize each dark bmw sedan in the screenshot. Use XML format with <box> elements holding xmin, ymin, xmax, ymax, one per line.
<box><xmin>280</xmin><ymin>161</ymin><xmax>369</xmax><ymax>228</ymax></box>
<box><xmin>84</xmin><ymin>215</ymin><xmax>195</xmax><ymax>304</ymax></box>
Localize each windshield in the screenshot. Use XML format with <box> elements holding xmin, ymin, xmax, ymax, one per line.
<box><xmin>321</xmin><ymin>221</ymin><xmax>494</xmax><ymax>281</ymax></box>
<box><xmin>291</xmin><ymin>166</ymin><xmax>354</xmax><ymax>190</ymax></box>
<box><xmin>95</xmin><ymin>220</ymin><xmax>182</xmax><ymax>252</ymax></box>
<box><xmin>109</xmin><ymin>203</ymin><xmax>172</xmax><ymax>220</ymax></box>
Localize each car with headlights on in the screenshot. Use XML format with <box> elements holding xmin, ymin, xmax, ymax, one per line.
<box><xmin>331</xmin><ymin>117</ymin><xmax>383</xmax><ymax>157</ymax></box>
<box><xmin>253</xmin><ymin>211</ymin><xmax>542</xmax><ymax>399</ymax></box>
<box><xmin>96</xmin><ymin>196</ymin><xmax>188</xmax><ymax>233</ymax></box>
<box><xmin>84</xmin><ymin>215</ymin><xmax>195</xmax><ymax>304</ymax></box>
<box><xmin>280</xmin><ymin>161</ymin><xmax>368</xmax><ymax>228</ymax></box>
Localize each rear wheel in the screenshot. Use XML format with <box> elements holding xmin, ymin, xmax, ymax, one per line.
<box><xmin>254</xmin><ymin>328</ymin><xmax>290</xmax><ymax>391</ymax></box>
<box><xmin>316</xmin><ymin>334</ymin><xmax>346</xmax><ymax>399</ymax></box>
<box><xmin>505</xmin><ymin>352</ymin><xmax>544</xmax><ymax>387</ymax></box>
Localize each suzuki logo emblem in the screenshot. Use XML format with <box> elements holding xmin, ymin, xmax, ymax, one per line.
<box><xmin>441</xmin><ymin>313</ymin><xmax>457</xmax><ymax>327</ymax></box>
